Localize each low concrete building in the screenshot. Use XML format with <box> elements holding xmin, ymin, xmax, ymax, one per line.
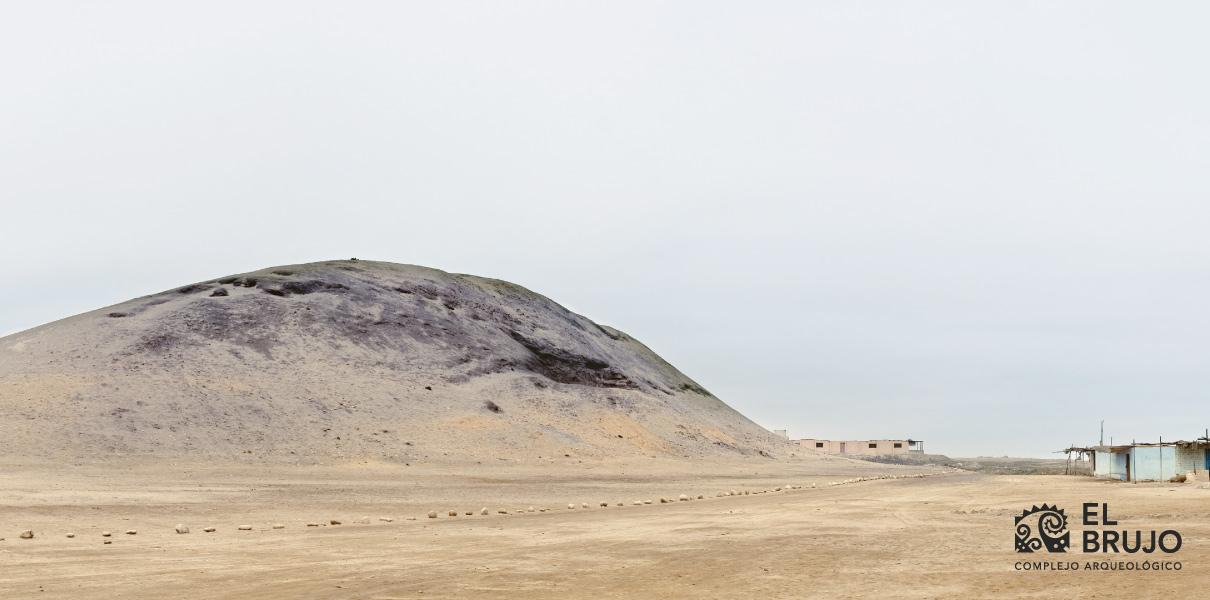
<box><xmin>1092</xmin><ymin>441</ymin><xmax>1210</xmax><ymax>482</ymax></box>
<box><xmin>793</xmin><ymin>438</ymin><xmax>923</xmax><ymax>456</ymax></box>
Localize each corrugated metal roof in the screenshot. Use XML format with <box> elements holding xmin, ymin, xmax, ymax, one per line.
<box><xmin>1089</xmin><ymin>440</ymin><xmax>1207</xmax><ymax>452</ymax></box>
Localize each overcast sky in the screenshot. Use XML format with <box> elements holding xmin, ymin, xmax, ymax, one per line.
<box><xmin>3</xmin><ymin>2</ymin><xmax>1208</xmax><ymax>457</ymax></box>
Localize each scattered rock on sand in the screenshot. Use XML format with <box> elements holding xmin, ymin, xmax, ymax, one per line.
<box><xmin>448</xmin><ymin>510</ymin><xmax>458</xmax><ymax>517</ymax></box>
<box><xmin>175</xmin><ymin>525</ymin><xmax>190</xmax><ymax>534</ymax></box>
<box><xmin>359</xmin><ymin>517</ymin><xmax>371</xmax><ymax>524</ymax></box>
<box><xmin>66</xmin><ymin>533</ymin><xmax>75</xmax><ymax>538</ymax></box>
<box><xmin>125</xmin><ymin>530</ymin><xmax>137</xmax><ymax>535</ymax></box>
<box><xmin>203</xmin><ymin>527</ymin><xmax>216</xmax><ymax>533</ymax></box>
<box><xmin>306</xmin><ymin>523</ymin><xmax>320</xmax><ymax>527</ymax></box>
<box><xmin>238</xmin><ymin>525</ymin><xmax>252</xmax><ymax>531</ymax></box>
<box><xmin>378</xmin><ymin>517</ymin><xmax>393</xmax><ymax>522</ymax></box>
<box><xmin>19</xmin><ymin>530</ymin><xmax>33</xmax><ymax>539</ymax></box>
<box><xmin>102</xmin><ymin>531</ymin><xmax>112</xmax><ymax>537</ymax></box>
<box><xmin>480</xmin><ymin>508</ymin><xmax>489</xmax><ymax>516</ymax></box>
<box><xmin>428</xmin><ymin>511</ymin><xmax>438</xmax><ymax>519</ymax></box>
<box><xmin>679</xmin><ymin>494</ymin><xmax>689</xmax><ymax>501</ymax></box>
<box><xmin>568</xmin><ymin>504</ymin><xmax>575</xmax><ymax>509</ymax></box>
<box><xmin>271</xmin><ymin>524</ymin><xmax>285</xmax><ymax>530</ymax></box>
<box><xmin>600</xmin><ymin>502</ymin><xmax>609</xmax><ymax>507</ymax></box>
<box><xmin>330</xmin><ymin>520</ymin><xmax>341</xmax><ymax>526</ymax></box>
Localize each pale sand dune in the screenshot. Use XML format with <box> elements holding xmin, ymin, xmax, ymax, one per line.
<box><xmin>0</xmin><ymin>260</ymin><xmax>785</xmax><ymax>462</ymax></box>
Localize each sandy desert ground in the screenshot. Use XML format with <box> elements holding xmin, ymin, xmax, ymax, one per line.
<box><xmin>3</xmin><ymin>457</ymin><xmax>1206</xmax><ymax>599</ymax></box>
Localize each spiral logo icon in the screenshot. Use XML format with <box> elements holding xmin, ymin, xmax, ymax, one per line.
<box><xmin>1014</xmin><ymin>504</ymin><xmax>1070</xmax><ymax>553</ymax></box>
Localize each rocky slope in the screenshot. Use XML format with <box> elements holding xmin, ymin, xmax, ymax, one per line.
<box><xmin>0</xmin><ymin>260</ymin><xmax>786</xmax><ymax>462</ymax></box>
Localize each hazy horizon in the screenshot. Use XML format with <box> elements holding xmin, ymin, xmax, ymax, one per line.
<box><xmin>4</xmin><ymin>2</ymin><xmax>1209</xmax><ymax>458</ymax></box>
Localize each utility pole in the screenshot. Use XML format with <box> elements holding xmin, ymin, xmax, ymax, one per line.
<box><xmin>1100</xmin><ymin>420</ymin><xmax>1104</xmax><ymax>446</ymax></box>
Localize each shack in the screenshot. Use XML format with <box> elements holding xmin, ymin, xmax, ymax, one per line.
<box><xmin>1091</xmin><ymin>440</ymin><xmax>1210</xmax><ymax>482</ymax></box>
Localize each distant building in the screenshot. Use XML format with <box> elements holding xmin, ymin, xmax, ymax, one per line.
<box><xmin>793</xmin><ymin>438</ymin><xmax>924</xmax><ymax>456</ymax></box>
<box><xmin>1091</xmin><ymin>441</ymin><xmax>1210</xmax><ymax>482</ymax></box>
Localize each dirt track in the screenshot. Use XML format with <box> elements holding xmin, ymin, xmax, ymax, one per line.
<box><xmin>2</xmin><ymin>460</ymin><xmax>1206</xmax><ymax>598</ymax></box>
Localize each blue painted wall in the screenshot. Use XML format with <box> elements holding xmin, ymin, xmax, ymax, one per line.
<box><xmin>1129</xmin><ymin>446</ymin><xmax>1176</xmax><ymax>481</ymax></box>
<box><xmin>1093</xmin><ymin>451</ymin><xmax>1127</xmax><ymax>480</ymax></box>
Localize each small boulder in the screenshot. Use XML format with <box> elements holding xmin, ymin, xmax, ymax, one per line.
<box><xmin>125</xmin><ymin>530</ymin><xmax>137</xmax><ymax>535</ymax></box>
<box><xmin>567</xmin><ymin>504</ymin><xmax>575</xmax><ymax>510</ymax></box>
<box><xmin>448</xmin><ymin>511</ymin><xmax>458</xmax><ymax>517</ymax></box>
<box><xmin>101</xmin><ymin>531</ymin><xmax>112</xmax><ymax>537</ymax></box>
<box><xmin>428</xmin><ymin>511</ymin><xmax>438</xmax><ymax>519</ymax></box>
<box><xmin>271</xmin><ymin>524</ymin><xmax>285</xmax><ymax>530</ymax></box>
<box><xmin>378</xmin><ymin>517</ymin><xmax>393</xmax><ymax>522</ymax></box>
<box><xmin>66</xmin><ymin>533</ymin><xmax>75</xmax><ymax>538</ymax></box>
<box><xmin>600</xmin><ymin>502</ymin><xmax>609</xmax><ymax>507</ymax></box>
<box><xmin>175</xmin><ymin>525</ymin><xmax>190</xmax><ymax>534</ymax></box>
<box><xmin>203</xmin><ymin>527</ymin><xmax>216</xmax><ymax>533</ymax></box>
<box><xmin>330</xmin><ymin>520</ymin><xmax>341</xmax><ymax>526</ymax></box>
<box><xmin>480</xmin><ymin>508</ymin><xmax>489</xmax><ymax>516</ymax></box>
<box><xmin>679</xmin><ymin>494</ymin><xmax>689</xmax><ymax>501</ymax></box>
<box><xmin>19</xmin><ymin>530</ymin><xmax>33</xmax><ymax>539</ymax></box>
